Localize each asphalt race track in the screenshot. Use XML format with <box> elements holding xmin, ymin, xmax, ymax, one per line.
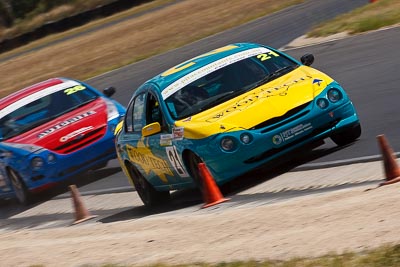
<box><xmin>82</xmin><ymin>25</ymin><xmax>400</xmax><ymax>195</ymax></box>
<box><xmin>285</xmin><ymin>28</ymin><xmax>400</xmax><ymax>165</ymax></box>
<box><xmin>87</xmin><ymin>0</ymin><xmax>392</xmax><ymax>165</ymax></box>
<box><xmin>88</xmin><ymin>0</ymin><xmax>367</xmax><ymax>108</ymax></box>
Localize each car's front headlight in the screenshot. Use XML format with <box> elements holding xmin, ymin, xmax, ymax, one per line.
<box><xmin>317</xmin><ymin>98</ymin><xmax>329</xmax><ymax>109</ymax></box>
<box><xmin>240</xmin><ymin>133</ymin><xmax>253</xmax><ymax>144</ymax></box>
<box><xmin>220</xmin><ymin>137</ymin><xmax>237</xmax><ymax>152</ymax></box>
<box><xmin>104</xmin><ymin>98</ymin><xmax>120</xmax><ymax>121</ymax></box>
<box><xmin>31</xmin><ymin>157</ymin><xmax>44</xmax><ymax>170</ymax></box>
<box><xmin>327</xmin><ymin>88</ymin><xmax>342</xmax><ymax>103</ymax></box>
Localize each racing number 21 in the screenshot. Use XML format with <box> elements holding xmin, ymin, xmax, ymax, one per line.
<box><xmin>166</xmin><ymin>146</ymin><xmax>189</xmax><ymax>177</ymax></box>
<box><xmin>257</xmin><ymin>51</ymin><xmax>279</xmax><ymax>61</ymax></box>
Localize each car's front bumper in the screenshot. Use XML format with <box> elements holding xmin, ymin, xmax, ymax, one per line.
<box><xmin>19</xmin><ymin>122</ymin><xmax>121</xmax><ymax>192</ymax></box>
<box><xmin>199</xmin><ymin>99</ymin><xmax>360</xmax><ymax>184</ymax></box>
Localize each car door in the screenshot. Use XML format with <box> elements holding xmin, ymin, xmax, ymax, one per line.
<box><xmin>121</xmin><ymin>89</ymin><xmax>189</xmax><ymax>190</ymax></box>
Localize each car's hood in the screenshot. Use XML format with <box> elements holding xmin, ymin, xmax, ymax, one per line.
<box><xmin>175</xmin><ymin>66</ymin><xmax>334</xmax><ymax>139</ymax></box>
<box><xmin>6</xmin><ymin>98</ymin><xmax>108</xmax><ymax>151</ymax></box>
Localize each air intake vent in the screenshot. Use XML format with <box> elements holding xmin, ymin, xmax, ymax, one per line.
<box><xmin>252</xmin><ymin>102</ymin><xmax>311</xmax><ymax>133</ymax></box>
<box><xmin>54</xmin><ymin>127</ymin><xmax>106</xmax><ymax>154</ymax></box>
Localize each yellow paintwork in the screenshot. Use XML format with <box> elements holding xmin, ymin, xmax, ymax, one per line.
<box><xmin>142</xmin><ymin>122</ymin><xmax>161</xmax><ymax>137</ymax></box>
<box><xmin>161</xmin><ymin>45</ymin><xmax>239</xmax><ymax>77</ymax></box>
<box><xmin>114</xmin><ymin>120</ymin><xmax>124</xmax><ymax>135</ymax></box>
<box><xmin>126</xmin><ymin>139</ymin><xmax>173</xmax><ymax>183</ymax></box>
<box><xmin>175</xmin><ymin>66</ymin><xmax>334</xmax><ymax>139</ymax></box>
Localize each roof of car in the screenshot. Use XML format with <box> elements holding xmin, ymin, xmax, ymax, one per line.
<box><xmin>0</xmin><ymin>77</ymin><xmax>70</xmax><ymax>110</ymax></box>
<box><xmin>147</xmin><ymin>43</ymin><xmax>267</xmax><ymax>93</ymax></box>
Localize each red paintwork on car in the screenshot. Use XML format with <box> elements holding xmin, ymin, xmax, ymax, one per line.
<box><xmin>6</xmin><ymin>98</ymin><xmax>108</xmax><ymax>154</ymax></box>
<box><xmin>0</xmin><ymin>78</ymin><xmax>65</xmax><ymax>110</ymax></box>
<box><xmin>30</xmin><ymin>182</ymin><xmax>57</xmax><ymax>193</ymax></box>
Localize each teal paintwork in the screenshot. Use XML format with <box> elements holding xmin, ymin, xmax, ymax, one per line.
<box><xmin>115</xmin><ymin>42</ymin><xmax>361</xmax><ymax>197</ymax></box>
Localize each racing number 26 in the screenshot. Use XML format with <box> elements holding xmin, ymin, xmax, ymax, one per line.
<box><xmin>64</xmin><ymin>85</ymin><xmax>86</xmax><ymax>95</ymax></box>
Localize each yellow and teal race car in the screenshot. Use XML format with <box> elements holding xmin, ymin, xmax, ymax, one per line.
<box><xmin>115</xmin><ymin>43</ymin><xmax>361</xmax><ymax>207</ymax></box>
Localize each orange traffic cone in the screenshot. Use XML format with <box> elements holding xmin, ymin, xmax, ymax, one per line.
<box><xmin>198</xmin><ymin>163</ymin><xmax>230</xmax><ymax>208</ymax></box>
<box><xmin>376</xmin><ymin>134</ymin><xmax>400</xmax><ymax>186</ymax></box>
<box><xmin>69</xmin><ymin>184</ymin><xmax>97</xmax><ymax>225</ymax></box>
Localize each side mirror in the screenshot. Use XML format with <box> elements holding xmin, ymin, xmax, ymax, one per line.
<box><xmin>103</xmin><ymin>86</ymin><xmax>116</xmax><ymax>97</ymax></box>
<box><xmin>142</xmin><ymin>122</ymin><xmax>161</xmax><ymax>137</ymax></box>
<box><xmin>300</xmin><ymin>53</ymin><xmax>314</xmax><ymax>66</ymax></box>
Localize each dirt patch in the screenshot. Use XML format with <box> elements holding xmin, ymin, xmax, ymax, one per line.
<box><xmin>1</xmin><ymin>181</ymin><xmax>400</xmax><ymax>266</ymax></box>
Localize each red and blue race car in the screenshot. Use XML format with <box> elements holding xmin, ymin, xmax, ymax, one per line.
<box><xmin>0</xmin><ymin>77</ymin><xmax>126</xmax><ymax>204</ymax></box>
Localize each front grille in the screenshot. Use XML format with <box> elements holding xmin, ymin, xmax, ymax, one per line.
<box><xmin>244</xmin><ymin>119</ymin><xmax>340</xmax><ymax>164</ymax></box>
<box><xmin>252</xmin><ymin>102</ymin><xmax>311</xmax><ymax>132</ymax></box>
<box><xmin>54</xmin><ymin>126</ymin><xmax>106</xmax><ymax>154</ymax></box>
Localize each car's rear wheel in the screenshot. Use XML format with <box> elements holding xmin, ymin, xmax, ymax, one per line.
<box><xmin>126</xmin><ymin>163</ymin><xmax>170</xmax><ymax>207</ymax></box>
<box><xmin>8</xmin><ymin>168</ymin><xmax>31</xmax><ymax>205</ymax></box>
<box><xmin>186</xmin><ymin>152</ymin><xmax>204</xmax><ymax>193</ymax></box>
<box><xmin>330</xmin><ymin>123</ymin><xmax>362</xmax><ymax>146</ymax></box>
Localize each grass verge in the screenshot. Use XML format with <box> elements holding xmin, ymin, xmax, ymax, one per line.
<box><xmin>32</xmin><ymin>243</ymin><xmax>400</xmax><ymax>266</ymax></box>
<box><xmin>307</xmin><ymin>0</ymin><xmax>400</xmax><ymax>37</ymax></box>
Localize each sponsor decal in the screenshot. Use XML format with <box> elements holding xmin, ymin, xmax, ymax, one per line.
<box><xmin>172</xmin><ymin>127</ymin><xmax>184</xmax><ymax>140</ymax></box>
<box><xmin>60</xmin><ymin>126</ymin><xmax>94</xmax><ymax>142</ymax></box>
<box><xmin>206</xmin><ymin>76</ymin><xmax>312</xmax><ymax>123</ymax></box>
<box><xmin>272</xmin><ymin>135</ymin><xmax>283</xmax><ymax>145</ymax></box>
<box><xmin>126</xmin><ymin>141</ymin><xmax>173</xmax><ymax>183</ymax></box>
<box><xmin>38</xmin><ymin>111</ymin><xmax>96</xmax><ymax>138</ymax></box>
<box><xmin>313</xmin><ymin>79</ymin><xmax>323</xmax><ymax>86</ymax></box>
<box><xmin>166</xmin><ymin>146</ymin><xmax>189</xmax><ymax>177</ymax></box>
<box><xmin>273</xmin><ymin>123</ymin><xmax>313</xmax><ymax>144</ymax></box>
<box><xmin>160</xmin><ymin>134</ymin><xmax>173</xmax><ymax>146</ymax></box>
<box><xmin>162</xmin><ymin>47</ymin><xmax>272</xmax><ymax>100</ymax></box>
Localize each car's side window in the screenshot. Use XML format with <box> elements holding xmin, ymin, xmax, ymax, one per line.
<box><xmin>124</xmin><ymin>99</ymin><xmax>134</xmax><ymax>133</ymax></box>
<box><xmin>133</xmin><ymin>93</ymin><xmax>146</xmax><ymax>132</ymax></box>
<box><xmin>125</xmin><ymin>93</ymin><xmax>146</xmax><ymax>133</ymax></box>
<box><xmin>146</xmin><ymin>93</ymin><xmax>163</xmax><ymax>126</ymax></box>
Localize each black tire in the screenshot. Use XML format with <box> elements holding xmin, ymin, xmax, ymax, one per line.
<box><xmin>8</xmin><ymin>168</ymin><xmax>31</xmax><ymax>205</ymax></box>
<box><xmin>127</xmin><ymin>164</ymin><xmax>170</xmax><ymax>207</ymax></box>
<box><xmin>186</xmin><ymin>152</ymin><xmax>204</xmax><ymax>193</ymax></box>
<box><xmin>330</xmin><ymin>123</ymin><xmax>362</xmax><ymax>146</ymax></box>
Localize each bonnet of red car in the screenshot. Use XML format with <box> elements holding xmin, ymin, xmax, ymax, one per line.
<box><xmin>6</xmin><ymin>98</ymin><xmax>108</xmax><ymax>154</ymax></box>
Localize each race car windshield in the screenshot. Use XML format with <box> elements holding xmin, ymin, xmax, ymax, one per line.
<box><xmin>165</xmin><ymin>51</ymin><xmax>298</xmax><ymax>120</ymax></box>
<box><xmin>0</xmin><ymin>86</ymin><xmax>99</xmax><ymax>140</ymax></box>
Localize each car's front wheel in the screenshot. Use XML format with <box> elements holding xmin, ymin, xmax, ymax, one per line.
<box><xmin>330</xmin><ymin>123</ymin><xmax>362</xmax><ymax>146</ymax></box>
<box><xmin>8</xmin><ymin>168</ymin><xmax>31</xmax><ymax>205</ymax></box>
<box><xmin>126</xmin><ymin>163</ymin><xmax>170</xmax><ymax>207</ymax></box>
<box><xmin>186</xmin><ymin>152</ymin><xmax>205</xmax><ymax>193</ymax></box>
